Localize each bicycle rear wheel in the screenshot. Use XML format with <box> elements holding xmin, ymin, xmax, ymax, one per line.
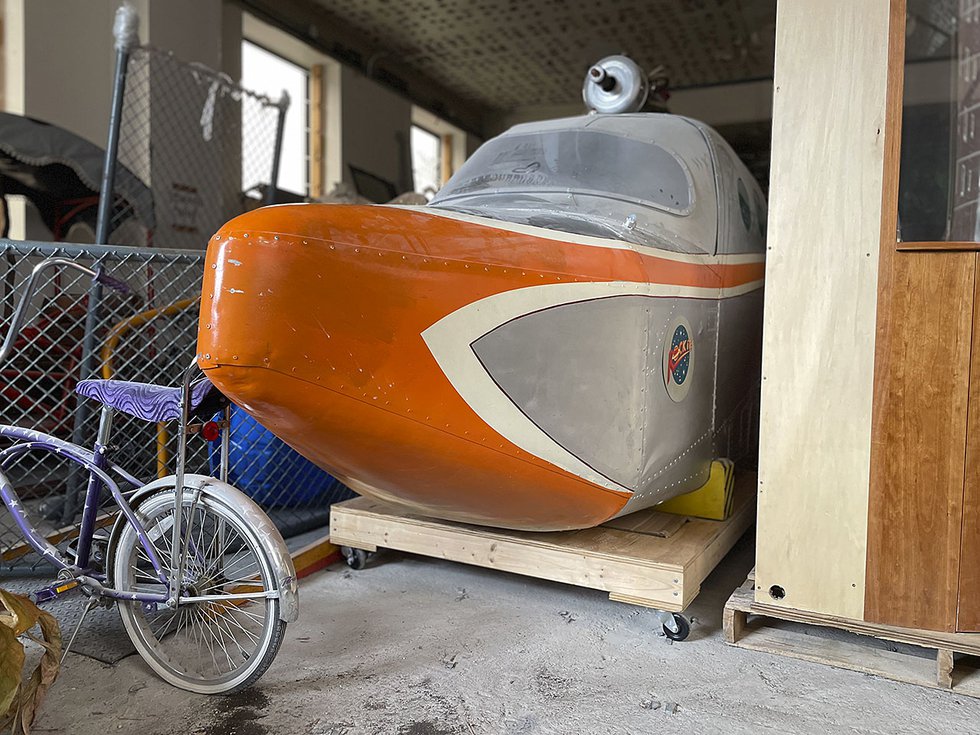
<box><xmin>111</xmin><ymin>489</ymin><xmax>286</xmax><ymax>694</ymax></box>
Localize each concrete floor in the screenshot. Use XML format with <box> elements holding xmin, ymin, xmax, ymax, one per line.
<box><xmin>33</xmin><ymin>533</ymin><xmax>980</xmax><ymax>735</ymax></box>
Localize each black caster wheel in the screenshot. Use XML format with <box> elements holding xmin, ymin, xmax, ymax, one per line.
<box><xmin>662</xmin><ymin>613</ymin><xmax>690</xmax><ymax>641</ymax></box>
<box><xmin>341</xmin><ymin>547</ymin><xmax>370</xmax><ymax>570</ymax></box>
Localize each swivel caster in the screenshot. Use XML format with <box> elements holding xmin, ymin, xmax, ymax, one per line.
<box><xmin>341</xmin><ymin>546</ymin><xmax>370</xmax><ymax>570</ymax></box>
<box><xmin>660</xmin><ymin>612</ymin><xmax>690</xmax><ymax>641</ymax></box>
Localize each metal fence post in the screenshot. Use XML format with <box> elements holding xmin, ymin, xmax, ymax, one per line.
<box><xmin>96</xmin><ymin>3</ymin><xmax>139</xmax><ymax>246</ymax></box>
<box><xmin>63</xmin><ymin>4</ymin><xmax>140</xmax><ymax>524</ymax></box>
<box><xmin>264</xmin><ymin>90</ymin><xmax>290</xmax><ymax>207</ymax></box>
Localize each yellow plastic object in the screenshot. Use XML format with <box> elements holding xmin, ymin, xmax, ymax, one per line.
<box><xmin>654</xmin><ymin>459</ymin><xmax>735</xmax><ymax>521</ymax></box>
<box><xmin>100</xmin><ymin>297</ymin><xmax>200</xmax><ymax>478</ymax></box>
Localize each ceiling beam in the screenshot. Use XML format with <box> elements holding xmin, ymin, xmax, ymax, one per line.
<box><xmin>233</xmin><ymin>0</ymin><xmax>491</xmax><ymax>137</ymax></box>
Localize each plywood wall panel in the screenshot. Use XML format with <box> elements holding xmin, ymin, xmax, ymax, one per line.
<box><xmin>755</xmin><ymin>0</ymin><xmax>892</xmax><ymax>618</ymax></box>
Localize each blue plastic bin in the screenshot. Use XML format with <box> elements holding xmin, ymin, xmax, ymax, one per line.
<box><xmin>209</xmin><ymin>406</ymin><xmax>341</xmax><ymax>507</ymax></box>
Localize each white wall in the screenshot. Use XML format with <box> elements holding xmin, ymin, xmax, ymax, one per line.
<box><xmin>5</xmin><ymin>0</ymin><xmax>240</xmax><ymax>147</ymax></box>
<box><xmin>1</xmin><ymin>0</ymin><xmax>472</xmax><ymax>233</ymax></box>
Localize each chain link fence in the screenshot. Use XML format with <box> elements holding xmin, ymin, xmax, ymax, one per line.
<box><xmin>0</xmin><ymin>23</ymin><xmax>355</xmax><ymax>576</ymax></box>
<box><xmin>103</xmin><ymin>45</ymin><xmax>288</xmax><ymax>250</ymax></box>
<box><xmin>0</xmin><ymin>240</ymin><xmax>353</xmax><ymax>575</ymax></box>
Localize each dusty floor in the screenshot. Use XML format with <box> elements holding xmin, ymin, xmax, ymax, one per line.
<box><xmin>33</xmin><ymin>533</ymin><xmax>980</xmax><ymax>735</ymax></box>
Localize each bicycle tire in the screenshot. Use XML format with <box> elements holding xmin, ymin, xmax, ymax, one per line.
<box><xmin>110</xmin><ymin>488</ymin><xmax>286</xmax><ymax>694</ymax></box>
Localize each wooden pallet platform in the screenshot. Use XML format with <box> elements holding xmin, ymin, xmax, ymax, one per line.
<box><xmin>329</xmin><ymin>472</ymin><xmax>755</xmax><ymax>612</ymax></box>
<box><xmin>724</xmin><ymin>573</ymin><xmax>980</xmax><ymax>696</ymax></box>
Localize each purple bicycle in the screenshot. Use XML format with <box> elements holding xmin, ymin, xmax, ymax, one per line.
<box><xmin>0</xmin><ymin>258</ymin><xmax>297</xmax><ymax>694</ymax></box>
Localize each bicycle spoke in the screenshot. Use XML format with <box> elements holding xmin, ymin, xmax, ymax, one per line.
<box><xmin>197</xmin><ymin>605</ymin><xmax>237</xmax><ymax>672</ymax></box>
<box><xmin>115</xmin><ymin>493</ymin><xmax>282</xmax><ymax>691</ymax></box>
<box><xmin>192</xmin><ymin>607</ymin><xmax>222</xmax><ymax>675</ymax></box>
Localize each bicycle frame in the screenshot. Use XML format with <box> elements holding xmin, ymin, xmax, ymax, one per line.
<box><xmin>0</xmin><ymin>244</ymin><xmax>294</xmax><ymax>691</ymax></box>
<box><xmin>0</xmin><ymin>258</ymin><xmax>236</xmax><ymax>607</ymax></box>
<box><xmin>0</xmin><ymin>422</ymin><xmax>166</xmax><ymax>602</ymax></box>
<box><xmin>0</xmin><ymin>390</ymin><xmax>233</xmax><ymax>604</ymax></box>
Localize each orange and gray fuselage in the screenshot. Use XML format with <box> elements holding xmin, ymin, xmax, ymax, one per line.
<box><xmin>197</xmin><ymin>202</ymin><xmax>764</xmax><ymax>531</ymax></box>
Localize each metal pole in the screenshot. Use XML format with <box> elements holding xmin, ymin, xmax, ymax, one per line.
<box><xmin>264</xmin><ymin>90</ymin><xmax>290</xmax><ymax>207</ymax></box>
<box><xmin>63</xmin><ymin>4</ymin><xmax>140</xmax><ymax>525</ymax></box>
<box><xmin>95</xmin><ymin>3</ymin><xmax>139</xmax><ymax>246</ymax></box>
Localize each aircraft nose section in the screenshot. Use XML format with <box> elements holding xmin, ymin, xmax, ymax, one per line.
<box><xmin>195</xmin><ymin>203</ymin><xmax>635</xmax><ymax>531</ymax></box>
<box><xmin>198</xmin><ymin>204</ymin><xmax>392</xmax><ymax>375</ymax></box>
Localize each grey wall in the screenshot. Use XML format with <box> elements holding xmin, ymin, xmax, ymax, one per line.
<box><xmin>340</xmin><ymin>66</ymin><xmax>413</xmax><ymax>194</ymax></box>
<box><xmin>9</xmin><ymin>0</ymin><xmax>239</xmax><ymax>146</ymax></box>
<box><xmin>4</xmin><ymin>0</ymin><xmax>242</xmax><ymax>241</ymax></box>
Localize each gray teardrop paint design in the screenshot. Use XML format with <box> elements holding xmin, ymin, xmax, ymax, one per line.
<box><xmin>471</xmin><ymin>294</ymin><xmax>718</xmax><ymax>494</ymax></box>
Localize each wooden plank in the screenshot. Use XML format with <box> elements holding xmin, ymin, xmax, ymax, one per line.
<box><xmin>310</xmin><ymin>63</ymin><xmax>324</xmax><ymax>198</ymax></box>
<box><xmin>685</xmin><ymin>494</ymin><xmax>754</xmax><ymax>586</ymax></box>
<box><xmin>724</xmin><ymin>605</ymin><xmax>747</xmax><ymax>644</ymax></box>
<box><xmin>729</xmin><ymin>577</ymin><xmax>980</xmax><ymax>657</ymax></box>
<box><xmin>897</xmin><ymin>241</ymin><xmax>980</xmax><ymax>252</ymax></box>
<box><xmin>958</xmin><ymin>251</ymin><xmax>980</xmax><ymax>631</ymax></box>
<box><xmin>440</xmin><ymin>133</ymin><xmax>453</xmax><ymax>185</ymax></box>
<box><xmin>332</xmin><ymin>500</ymin><xmax>686</xmax><ymax>610</ymax></box>
<box><xmin>866</xmin><ymin>251</ymin><xmax>975</xmax><ymax>631</ymax></box>
<box><xmin>755</xmin><ymin>0</ymin><xmax>892</xmax><ymax>619</ymax></box>
<box><xmin>726</xmin><ymin>574</ymin><xmax>980</xmax><ymax>697</ymax></box>
<box><xmin>938</xmin><ymin>648</ymin><xmax>955</xmax><ymax>689</ymax></box>
<box><xmin>292</xmin><ymin>533</ymin><xmax>340</xmax><ymax>579</ymax></box>
<box><xmin>331</xmin><ymin>473</ymin><xmax>755</xmax><ymax>612</ymax></box>
<box><xmin>601</xmin><ymin>511</ymin><xmax>686</xmax><ymax>538</ymax></box>
<box><xmin>733</xmin><ymin>622</ymin><xmax>962</xmax><ymax>695</ymax></box>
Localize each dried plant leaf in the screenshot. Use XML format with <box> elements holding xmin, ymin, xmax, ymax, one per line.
<box><xmin>17</xmin><ymin>617</ymin><xmax>61</xmax><ymax>733</ymax></box>
<box><xmin>0</xmin><ymin>624</ymin><xmax>25</xmax><ymax>718</ymax></box>
<box><xmin>0</xmin><ymin>591</ymin><xmax>40</xmax><ymax>637</ymax></box>
<box><xmin>0</xmin><ymin>589</ymin><xmax>61</xmax><ymax>735</ymax></box>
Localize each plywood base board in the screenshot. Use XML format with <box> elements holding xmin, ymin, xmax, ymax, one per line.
<box><xmin>330</xmin><ymin>472</ymin><xmax>756</xmax><ymax>613</ymax></box>
<box><xmin>725</xmin><ymin>575</ymin><xmax>980</xmax><ymax>697</ymax></box>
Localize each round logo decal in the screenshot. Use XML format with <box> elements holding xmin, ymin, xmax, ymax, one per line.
<box><xmin>663</xmin><ymin>318</ymin><xmax>694</xmax><ymax>403</ymax></box>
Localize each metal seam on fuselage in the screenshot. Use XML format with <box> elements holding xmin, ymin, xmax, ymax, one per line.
<box><xmin>213</xmin><ymin>227</ymin><xmax>764</xmax><ymax>292</ymax></box>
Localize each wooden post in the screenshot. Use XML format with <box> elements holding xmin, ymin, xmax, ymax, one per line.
<box><xmin>937</xmin><ymin>648</ymin><xmax>955</xmax><ymax>689</ymax></box>
<box><xmin>310</xmin><ymin>63</ymin><xmax>324</xmax><ymax>198</ymax></box>
<box><xmin>440</xmin><ymin>133</ymin><xmax>453</xmax><ymax>185</ymax></box>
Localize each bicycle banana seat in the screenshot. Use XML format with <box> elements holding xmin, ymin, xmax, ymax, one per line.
<box><xmin>75</xmin><ymin>378</ymin><xmax>226</xmax><ymax>423</ymax></box>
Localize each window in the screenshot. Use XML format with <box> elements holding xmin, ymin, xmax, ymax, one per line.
<box><xmin>241</xmin><ymin>40</ymin><xmax>309</xmax><ymax>197</ymax></box>
<box><xmin>737</xmin><ymin>179</ymin><xmax>752</xmax><ymax>231</ymax></box>
<box><xmin>898</xmin><ymin>1</ymin><xmax>980</xmax><ymax>242</ymax></box>
<box><xmin>411</xmin><ymin>125</ymin><xmax>442</xmax><ymax>199</ymax></box>
<box><xmin>429</xmin><ymin>120</ymin><xmax>709</xmax><ymax>254</ymax></box>
<box><xmin>433</xmin><ymin>128</ymin><xmax>692</xmax><ymax>214</ymax></box>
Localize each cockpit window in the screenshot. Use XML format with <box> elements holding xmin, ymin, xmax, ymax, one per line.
<box><xmin>432</xmin><ymin>129</ymin><xmax>693</xmax><ymax>215</ymax></box>
<box><xmin>737</xmin><ymin>179</ymin><xmax>752</xmax><ymax>231</ymax></box>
